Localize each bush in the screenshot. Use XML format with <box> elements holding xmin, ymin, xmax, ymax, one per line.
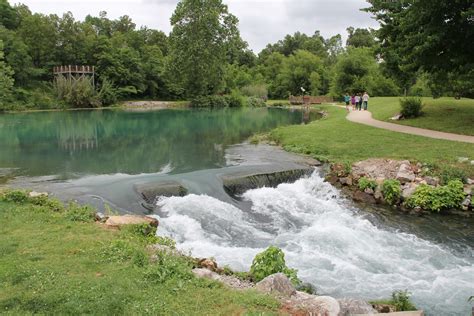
<box><xmin>30</xmin><ymin>195</ymin><xmax>64</xmax><ymax>212</ymax></box>
<box><xmin>405</xmin><ymin>180</ymin><xmax>466</xmax><ymax>212</ymax></box>
<box><xmin>247</xmin><ymin>97</ymin><xmax>266</xmax><ymax>108</ymax></box>
<box><xmin>392</xmin><ymin>290</ymin><xmax>417</xmax><ymax>311</ymax></box>
<box><xmin>0</xmin><ymin>190</ymin><xmax>29</xmax><ymax>203</ymax></box>
<box><xmin>54</xmin><ymin>76</ymin><xmax>100</xmax><ymax>108</ymax></box>
<box><xmin>98</xmin><ymin>79</ymin><xmax>118</xmax><ymax>106</ymax></box>
<box><xmin>400</xmin><ymin>97</ymin><xmax>423</xmax><ymax>118</ymax></box>
<box><xmin>224</xmin><ymin>90</ymin><xmax>245</xmax><ymax>107</ymax></box>
<box><xmin>240</xmin><ymin>84</ymin><xmax>268</xmax><ymax>100</ymax></box>
<box><xmin>358</xmin><ymin>177</ymin><xmax>377</xmax><ymax>191</ymax></box>
<box><xmin>250</xmin><ymin>246</ymin><xmax>300</xmax><ymax>285</ymax></box>
<box><xmin>439</xmin><ymin>166</ymin><xmax>467</xmax><ymax>184</ymax></box>
<box><xmin>382</xmin><ymin>179</ymin><xmax>401</xmax><ymax>205</ymax></box>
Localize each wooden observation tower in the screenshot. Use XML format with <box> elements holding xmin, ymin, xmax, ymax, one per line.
<box><xmin>53</xmin><ymin>65</ymin><xmax>96</xmax><ymax>88</ymax></box>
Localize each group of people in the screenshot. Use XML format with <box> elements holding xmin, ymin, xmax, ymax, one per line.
<box><xmin>344</xmin><ymin>92</ymin><xmax>369</xmax><ymax>112</ymax></box>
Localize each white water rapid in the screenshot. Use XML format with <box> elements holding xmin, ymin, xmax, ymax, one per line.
<box><xmin>155</xmin><ymin>171</ymin><xmax>474</xmax><ymax>315</ymax></box>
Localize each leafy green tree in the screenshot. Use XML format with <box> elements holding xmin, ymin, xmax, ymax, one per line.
<box><xmin>166</xmin><ymin>0</ymin><xmax>242</xmax><ymax>97</ymax></box>
<box><xmin>366</xmin><ymin>0</ymin><xmax>474</xmax><ymax>97</ymax></box>
<box><xmin>0</xmin><ymin>0</ymin><xmax>19</xmax><ymax>29</ymax></box>
<box><xmin>0</xmin><ymin>40</ymin><xmax>15</xmax><ymax>108</ymax></box>
<box><xmin>346</xmin><ymin>27</ymin><xmax>376</xmax><ymax>48</ymax></box>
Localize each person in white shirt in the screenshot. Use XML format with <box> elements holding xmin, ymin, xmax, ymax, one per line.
<box><xmin>355</xmin><ymin>94</ymin><xmax>361</xmax><ymax>111</ymax></box>
<box><xmin>362</xmin><ymin>92</ymin><xmax>369</xmax><ymax>110</ymax></box>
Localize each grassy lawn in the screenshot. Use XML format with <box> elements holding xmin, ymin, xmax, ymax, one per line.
<box><xmin>270</xmin><ymin>105</ymin><xmax>474</xmax><ymax>178</ymax></box>
<box><xmin>0</xmin><ymin>199</ymin><xmax>280</xmax><ymax>315</ymax></box>
<box><xmin>369</xmin><ymin>97</ymin><xmax>474</xmax><ymax>136</ymax></box>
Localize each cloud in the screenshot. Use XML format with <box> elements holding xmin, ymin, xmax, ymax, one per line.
<box><xmin>9</xmin><ymin>0</ymin><xmax>379</xmax><ymax>52</ymax></box>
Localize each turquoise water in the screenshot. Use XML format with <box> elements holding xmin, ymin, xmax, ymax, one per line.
<box><xmin>0</xmin><ymin>107</ymin><xmax>310</xmax><ymax>178</ymax></box>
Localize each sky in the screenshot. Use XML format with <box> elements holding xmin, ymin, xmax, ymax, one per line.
<box><xmin>9</xmin><ymin>0</ymin><xmax>379</xmax><ymax>53</ymax></box>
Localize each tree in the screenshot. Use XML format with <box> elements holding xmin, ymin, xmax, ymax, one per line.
<box><xmin>365</xmin><ymin>0</ymin><xmax>474</xmax><ymax>97</ymax></box>
<box><xmin>0</xmin><ymin>0</ymin><xmax>19</xmax><ymax>29</ymax></box>
<box><xmin>166</xmin><ymin>0</ymin><xmax>242</xmax><ymax>97</ymax></box>
<box><xmin>346</xmin><ymin>27</ymin><xmax>376</xmax><ymax>48</ymax></box>
<box><xmin>0</xmin><ymin>40</ymin><xmax>15</xmax><ymax>109</ymax></box>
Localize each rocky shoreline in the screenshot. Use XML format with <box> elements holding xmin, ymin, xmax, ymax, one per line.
<box><xmin>326</xmin><ymin>158</ymin><xmax>473</xmax><ymax>216</ymax></box>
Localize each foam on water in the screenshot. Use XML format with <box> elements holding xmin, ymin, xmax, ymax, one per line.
<box><xmin>155</xmin><ymin>171</ymin><xmax>474</xmax><ymax>315</ymax></box>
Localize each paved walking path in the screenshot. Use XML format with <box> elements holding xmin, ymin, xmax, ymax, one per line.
<box><xmin>346</xmin><ymin>109</ymin><xmax>474</xmax><ymax>144</ymax></box>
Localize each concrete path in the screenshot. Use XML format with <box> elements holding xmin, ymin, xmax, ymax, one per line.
<box><xmin>346</xmin><ymin>109</ymin><xmax>474</xmax><ymax>144</ymax></box>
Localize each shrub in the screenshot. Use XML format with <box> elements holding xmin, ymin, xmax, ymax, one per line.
<box><xmin>54</xmin><ymin>76</ymin><xmax>100</xmax><ymax>108</ymax></box>
<box><xmin>240</xmin><ymin>84</ymin><xmax>268</xmax><ymax>100</ymax></box>
<box><xmin>224</xmin><ymin>90</ymin><xmax>245</xmax><ymax>107</ymax></box>
<box><xmin>250</xmin><ymin>246</ymin><xmax>300</xmax><ymax>285</ymax></box>
<box><xmin>400</xmin><ymin>97</ymin><xmax>423</xmax><ymax>118</ymax></box>
<box><xmin>1</xmin><ymin>190</ymin><xmax>29</xmax><ymax>204</ymax></box>
<box><xmin>358</xmin><ymin>177</ymin><xmax>377</xmax><ymax>191</ymax></box>
<box><xmin>405</xmin><ymin>180</ymin><xmax>466</xmax><ymax>212</ymax></box>
<box><xmin>392</xmin><ymin>290</ymin><xmax>417</xmax><ymax>311</ymax></box>
<box><xmin>64</xmin><ymin>202</ymin><xmax>96</xmax><ymax>222</ymax></box>
<box><xmin>246</xmin><ymin>97</ymin><xmax>266</xmax><ymax>108</ymax></box>
<box><xmin>382</xmin><ymin>179</ymin><xmax>401</xmax><ymax>205</ymax></box>
<box><xmin>30</xmin><ymin>195</ymin><xmax>64</xmax><ymax>212</ymax></box>
<box><xmin>98</xmin><ymin>79</ymin><xmax>118</xmax><ymax>106</ymax></box>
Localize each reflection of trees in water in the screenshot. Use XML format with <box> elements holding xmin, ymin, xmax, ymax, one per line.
<box><xmin>0</xmin><ymin>108</ymin><xmax>303</xmax><ymax>176</ymax></box>
<box><xmin>57</xmin><ymin>116</ymin><xmax>100</xmax><ymax>152</ymax></box>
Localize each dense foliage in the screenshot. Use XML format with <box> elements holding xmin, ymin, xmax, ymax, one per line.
<box><xmin>0</xmin><ymin>0</ymin><xmax>471</xmax><ymax>109</ymax></box>
<box><xmin>405</xmin><ymin>180</ymin><xmax>466</xmax><ymax>212</ymax></box>
<box><xmin>250</xmin><ymin>246</ymin><xmax>300</xmax><ymax>285</ymax></box>
<box><xmin>382</xmin><ymin>179</ymin><xmax>401</xmax><ymax>205</ymax></box>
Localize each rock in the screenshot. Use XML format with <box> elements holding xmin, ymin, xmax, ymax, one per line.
<box><xmin>374</xmin><ymin>188</ymin><xmax>384</xmax><ymax>202</ymax></box>
<box><xmin>461</xmin><ymin>197</ymin><xmax>471</xmax><ymax>211</ymax></box>
<box><xmin>326</xmin><ymin>175</ymin><xmax>340</xmax><ymax>185</ymax></box>
<box><xmin>402</xmin><ymin>183</ymin><xmax>418</xmax><ymax>199</ymax></box>
<box><xmin>423</xmin><ymin>176</ymin><xmax>439</xmax><ymax>186</ymax></box>
<box><xmin>457</xmin><ymin>157</ymin><xmax>469</xmax><ymax>163</ymax></box>
<box><xmin>467</xmin><ymin>178</ymin><xmax>474</xmax><ymax>185</ymax></box>
<box><xmin>352</xmin><ymin>191</ymin><xmax>376</xmax><ymax>204</ymax></box>
<box><xmin>464</xmin><ymin>185</ymin><xmax>473</xmax><ymax>195</ymax></box>
<box><xmin>396</xmin><ymin>164</ymin><xmax>415</xmax><ymax>184</ymax></box>
<box><xmin>192</xmin><ymin>268</ymin><xmax>220</xmax><ymax>280</ymax></box>
<box><xmin>255</xmin><ymin>273</ymin><xmax>296</xmax><ymax>298</ymax></box>
<box><xmin>364</xmin><ymin>188</ymin><xmax>374</xmax><ymax>195</ymax></box>
<box><xmin>94</xmin><ymin>212</ymin><xmax>108</xmax><ymax>223</ymax></box>
<box><xmin>390</xmin><ymin>114</ymin><xmax>403</xmax><ymax>120</ymax></box>
<box><xmin>471</xmin><ymin>161</ymin><xmax>474</xmax><ymax>165</ymax></box>
<box><xmin>198</xmin><ymin>258</ymin><xmax>218</xmax><ymax>271</ymax></box>
<box><xmin>331</xmin><ymin>163</ymin><xmax>350</xmax><ymax>177</ymax></box>
<box><xmin>192</xmin><ymin>268</ymin><xmax>254</xmax><ymax>290</ymax></box>
<box><xmin>105</xmin><ymin>215</ymin><xmax>159</xmax><ymax>228</ymax></box>
<box><xmin>338</xmin><ymin>298</ymin><xmax>376</xmax><ymax>315</ymax></box>
<box><xmin>414</xmin><ymin>177</ymin><xmax>423</xmax><ymax>183</ymax></box>
<box><xmin>28</xmin><ymin>191</ymin><xmax>48</xmax><ymax>198</ymax></box>
<box><xmin>288</xmin><ymin>292</ymin><xmax>340</xmax><ymax>316</ymax></box>
<box><xmin>340</xmin><ymin>177</ymin><xmax>353</xmax><ymax>186</ymax></box>
<box><xmin>372</xmin><ymin>303</ymin><xmax>396</xmax><ymax>313</ymax></box>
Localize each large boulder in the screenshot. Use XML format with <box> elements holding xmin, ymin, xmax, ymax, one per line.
<box><xmin>396</xmin><ymin>163</ymin><xmax>415</xmax><ymax>184</ymax></box>
<box><xmin>255</xmin><ymin>273</ymin><xmax>296</xmax><ymax>298</ymax></box>
<box><xmin>105</xmin><ymin>215</ymin><xmax>159</xmax><ymax>228</ymax></box>
<box><xmin>288</xmin><ymin>292</ymin><xmax>340</xmax><ymax>316</ymax></box>
<box><xmin>338</xmin><ymin>298</ymin><xmax>376</xmax><ymax>315</ymax></box>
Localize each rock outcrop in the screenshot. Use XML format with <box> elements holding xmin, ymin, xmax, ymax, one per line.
<box><xmin>255</xmin><ymin>273</ymin><xmax>296</xmax><ymax>298</ymax></box>
<box><xmin>105</xmin><ymin>215</ymin><xmax>159</xmax><ymax>228</ymax></box>
<box><xmin>338</xmin><ymin>298</ymin><xmax>377</xmax><ymax>315</ymax></box>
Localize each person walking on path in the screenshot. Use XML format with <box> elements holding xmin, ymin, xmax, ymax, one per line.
<box><xmin>344</xmin><ymin>93</ymin><xmax>351</xmax><ymax>112</ymax></box>
<box><xmin>351</xmin><ymin>94</ymin><xmax>356</xmax><ymax>110</ymax></box>
<box><xmin>355</xmin><ymin>94</ymin><xmax>361</xmax><ymax>111</ymax></box>
<box><xmin>362</xmin><ymin>92</ymin><xmax>369</xmax><ymax>110</ymax></box>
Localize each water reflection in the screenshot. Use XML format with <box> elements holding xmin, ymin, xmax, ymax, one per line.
<box><xmin>0</xmin><ymin>108</ymin><xmax>310</xmax><ymax>177</ymax></box>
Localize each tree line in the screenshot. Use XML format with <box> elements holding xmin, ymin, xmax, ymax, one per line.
<box><xmin>0</xmin><ymin>0</ymin><xmax>472</xmax><ymax>109</ymax></box>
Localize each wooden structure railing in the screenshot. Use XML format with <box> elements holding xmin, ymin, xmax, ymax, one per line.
<box><xmin>53</xmin><ymin>65</ymin><xmax>96</xmax><ymax>88</ymax></box>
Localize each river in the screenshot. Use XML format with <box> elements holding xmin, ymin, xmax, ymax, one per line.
<box><xmin>0</xmin><ymin>108</ymin><xmax>473</xmax><ymax>315</ymax></box>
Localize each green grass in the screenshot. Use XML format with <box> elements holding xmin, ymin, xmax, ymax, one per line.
<box><xmin>270</xmin><ymin>105</ymin><xmax>474</xmax><ymax>178</ymax></box>
<box><xmin>369</xmin><ymin>97</ymin><xmax>474</xmax><ymax>136</ymax></box>
<box><xmin>0</xmin><ymin>199</ymin><xmax>281</xmax><ymax>315</ymax></box>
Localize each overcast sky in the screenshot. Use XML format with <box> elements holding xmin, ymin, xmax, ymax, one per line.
<box><xmin>9</xmin><ymin>0</ymin><xmax>379</xmax><ymax>52</ymax></box>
